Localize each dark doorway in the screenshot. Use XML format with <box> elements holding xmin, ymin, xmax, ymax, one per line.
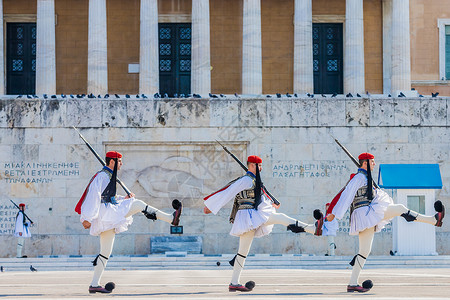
<box><xmin>7</xmin><ymin>23</ymin><xmax>36</xmax><ymax>95</ymax></box>
<box><xmin>313</xmin><ymin>23</ymin><xmax>343</xmax><ymax>94</ymax></box>
<box><xmin>159</xmin><ymin>23</ymin><xmax>191</xmax><ymax>97</ymax></box>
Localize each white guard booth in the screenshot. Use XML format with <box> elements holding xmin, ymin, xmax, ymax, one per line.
<box><xmin>378</xmin><ymin>164</ymin><xmax>443</xmax><ymax>256</ymax></box>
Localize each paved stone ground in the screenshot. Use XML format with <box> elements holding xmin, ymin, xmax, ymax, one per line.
<box><xmin>1</xmin><ymin>268</ymin><xmax>449</xmax><ymax>299</ymax></box>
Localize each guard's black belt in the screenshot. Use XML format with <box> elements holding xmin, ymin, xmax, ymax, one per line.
<box><xmin>352</xmin><ymin>200</ymin><xmax>372</xmax><ymax>210</ymax></box>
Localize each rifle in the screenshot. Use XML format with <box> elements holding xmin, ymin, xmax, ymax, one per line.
<box><xmin>216</xmin><ymin>140</ymin><xmax>281</xmax><ymax>206</ymax></box>
<box><xmin>10</xmin><ymin>199</ymin><xmax>34</xmax><ymax>224</ymax></box>
<box><xmin>330</xmin><ymin>134</ymin><xmax>379</xmax><ymax>188</ymax></box>
<box><xmin>73</xmin><ymin>126</ymin><xmax>132</xmax><ymax>196</ymax></box>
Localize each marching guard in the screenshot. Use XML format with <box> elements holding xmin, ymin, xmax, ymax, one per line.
<box><xmin>204</xmin><ymin>155</ymin><xmax>323</xmax><ymax>292</ymax></box>
<box><xmin>14</xmin><ymin>203</ymin><xmax>32</xmax><ymax>258</ymax></box>
<box><xmin>75</xmin><ymin>151</ymin><xmax>182</xmax><ymax>294</ymax></box>
<box><xmin>327</xmin><ymin>152</ymin><xmax>445</xmax><ymax>293</ymax></box>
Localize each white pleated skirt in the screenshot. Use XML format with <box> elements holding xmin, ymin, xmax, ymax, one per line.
<box><xmin>349</xmin><ymin>189</ymin><xmax>394</xmax><ymax>236</ymax></box>
<box><xmin>229</xmin><ymin>197</ymin><xmax>276</xmax><ymax>238</ymax></box>
<box><xmin>89</xmin><ymin>198</ymin><xmax>136</xmax><ymax>236</ymax></box>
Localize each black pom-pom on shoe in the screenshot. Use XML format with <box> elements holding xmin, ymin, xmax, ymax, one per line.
<box><xmin>245</xmin><ymin>281</ymin><xmax>255</xmax><ymax>291</ymax></box>
<box><xmin>105</xmin><ymin>282</ymin><xmax>115</xmax><ymax>292</ymax></box>
<box><xmin>362</xmin><ymin>279</ymin><xmax>373</xmax><ymax>289</ymax></box>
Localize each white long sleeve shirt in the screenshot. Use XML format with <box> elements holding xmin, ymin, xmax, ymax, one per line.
<box><xmin>331</xmin><ymin>172</ymin><xmax>367</xmax><ymax>220</ymax></box>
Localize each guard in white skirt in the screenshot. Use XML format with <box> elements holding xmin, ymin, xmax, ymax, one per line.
<box><xmin>327</xmin><ymin>152</ymin><xmax>445</xmax><ymax>293</ymax></box>
<box><xmin>14</xmin><ymin>203</ymin><xmax>32</xmax><ymax>258</ymax></box>
<box><xmin>204</xmin><ymin>155</ymin><xmax>324</xmax><ymax>292</ymax></box>
<box><xmin>75</xmin><ymin>151</ymin><xmax>182</xmax><ymax>294</ymax></box>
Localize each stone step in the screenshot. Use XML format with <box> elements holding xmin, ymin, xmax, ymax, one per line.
<box><xmin>1</xmin><ymin>255</ymin><xmax>450</xmax><ymax>272</ymax></box>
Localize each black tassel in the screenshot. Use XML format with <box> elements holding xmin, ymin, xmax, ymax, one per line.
<box><xmin>254</xmin><ymin>165</ymin><xmax>262</xmax><ymax>210</ymax></box>
<box><xmin>229</xmin><ymin>253</ymin><xmax>247</xmax><ymax>267</ymax></box>
<box><xmin>366</xmin><ymin>159</ymin><xmax>373</xmax><ymax>200</ymax></box>
<box><xmin>349</xmin><ymin>254</ymin><xmax>366</xmax><ymax>266</ymax></box>
<box><xmin>92</xmin><ymin>254</ymin><xmax>108</xmax><ymax>266</ymax></box>
<box><xmin>229</xmin><ymin>255</ymin><xmax>236</xmax><ymax>266</ymax></box>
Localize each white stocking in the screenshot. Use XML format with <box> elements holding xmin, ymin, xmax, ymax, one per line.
<box><xmin>91</xmin><ymin>229</ymin><xmax>115</xmax><ymax>287</ymax></box>
<box><xmin>349</xmin><ymin>227</ymin><xmax>375</xmax><ymax>286</ymax></box>
<box><xmin>125</xmin><ymin>199</ymin><xmax>173</xmax><ymax>224</ymax></box>
<box><xmin>16</xmin><ymin>237</ymin><xmax>25</xmax><ymax>258</ymax></box>
<box><xmin>265</xmin><ymin>212</ymin><xmax>316</xmax><ymax>234</ymax></box>
<box><xmin>383</xmin><ymin>204</ymin><xmax>436</xmax><ymax>225</ymax></box>
<box><xmin>230</xmin><ymin>230</ymin><xmax>255</xmax><ymax>285</ymax></box>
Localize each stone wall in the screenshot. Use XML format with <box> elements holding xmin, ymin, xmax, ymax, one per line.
<box><xmin>0</xmin><ymin>96</ymin><xmax>449</xmax><ymax>257</ymax></box>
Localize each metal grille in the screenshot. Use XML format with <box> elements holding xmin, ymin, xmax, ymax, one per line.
<box><xmin>159</xmin><ymin>28</ymin><xmax>171</xmax><ymax>39</ymax></box>
<box><xmin>12</xmin><ymin>59</ymin><xmax>23</xmax><ymax>71</ymax></box>
<box><xmin>17</xmin><ymin>43</ymin><xmax>23</xmax><ymax>55</ymax></box>
<box><xmin>160</xmin><ymin>44</ymin><xmax>171</xmax><ymax>56</ymax></box>
<box><xmin>160</xmin><ymin>59</ymin><xmax>171</xmax><ymax>72</ymax></box>
<box><xmin>180</xmin><ymin>44</ymin><xmax>191</xmax><ymax>55</ymax></box>
<box><xmin>327</xmin><ymin>59</ymin><xmax>338</xmax><ymax>72</ymax></box>
<box><xmin>17</xmin><ymin>27</ymin><xmax>23</xmax><ymax>39</ymax></box>
<box><xmin>180</xmin><ymin>28</ymin><xmax>191</xmax><ymax>40</ymax></box>
<box><xmin>180</xmin><ymin>59</ymin><xmax>191</xmax><ymax>72</ymax></box>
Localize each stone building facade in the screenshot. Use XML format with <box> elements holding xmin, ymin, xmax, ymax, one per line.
<box><xmin>0</xmin><ymin>0</ymin><xmax>450</xmax><ymax>97</ymax></box>
<box><xmin>0</xmin><ymin>1</ymin><xmax>449</xmax><ymax>257</ymax></box>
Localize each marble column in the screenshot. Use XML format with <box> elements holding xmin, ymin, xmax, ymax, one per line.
<box><xmin>391</xmin><ymin>0</ymin><xmax>411</xmax><ymax>94</ymax></box>
<box><xmin>0</xmin><ymin>0</ymin><xmax>4</xmax><ymax>95</ymax></box>
<box><xmin>191</xmin><ymin>0</ymin><xmax>211</xmax><ymax>96</ymax></box>
<box><xmin>293</xmin><ymin>0</ymin><xmax>313</xmax><ymax>94</ymax></box>
<box><xmin>36</xmin><ymin>0</ymin><xmax>56</xmax><ymax>95</ymax></box>
<box><xmin>344</xmin><ymin>0</ymin><xmax>365</xmax><ymax>94</ymax></box>
<box><xmin>88</xmin><ymin>0</ymin><xmax>108</xmax><ymax>95</ymax></box>
<box><xmin>139</xmin><ymin>0</ymin><xmax>159</xmax><ymax>95</ymax></box>
<box><xmin>382</xmin><ymin>0</ymin><xmax>392</xmax><ymax>94</ymax></box>
<box><xmin>242</xmin><ymin>0</ymin><xmax>262</xmax><ymax>95</ymax></box>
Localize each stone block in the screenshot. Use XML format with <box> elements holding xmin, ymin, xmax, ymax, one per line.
<box><xmin>420</xmin><ymin>99</ymin><xmax>447</xmax><ymax>126</ymax></box>
<box><xmin>29</xmin><ymin>234</ymin><xmax>53</xmax><ymax>257</ymax></box>
<box><xmin>51</xmin><ymin>235</ymin><xmax>80</xmax><ymax>255</ymax></box>
<box><xmin>370</xmin><ymin>99</ymin><xmax>395</xmax><ymax>126</ymax></box>
<box><xmin>239</xmin><ymin>99</ymin><xmax>267</xmax><ymax>126</ymax></box>
<box><xmin>66</xmin><ymin>99</ymin><xmax>103</xmax><ymax>127</ymax></box>
<box><xmin>0</xmin><ymin>99</ymin><xmax>13</xmax><ymax>128</ymax></box>
<box><xmin>345</xmin><ymin>98</ymin><xmax>370</xmax><ymax>126</ymax></box>
<box><xmin>102</xmin><ymin>100</ymin><xmax>127</xmax><ymax>127</ymax></box>
<box><xmin>135</xmin><ymin>234</ymin><xmax>151</xmax><ymax>254</ymax></box>
<box><xmin>153</xmin><ymin>99</ymin><xmax>181</xmax><ymax>127</ymax></box>
<box><xmin>318</xmin><ymin>99</ymin><xmax>346</xmax><ymax>126</ymax></box>
<box><xmin>394</xmin><ymin>99</ymin><xmax>420</xmax><ymax>126</ymax></box>
<box><xmin>39</xmin><ymin>180</ymin><xmax>67</xmax><ymax>198</ymax></box>
<box><xmin>150</xmin><ymin>235</ymin><xmax>202</xmax><ymax>254</ymax></box>
<box><xmin>40</xmin><ymin>100</ymin><xmax>67</xmax><ymax>127</ymax></box>
<box><xmin>24</xmin><ymin>128</ymin><xmax>54</xmax><ymax>145</ymax></box>
<box><xmin>11</xmin><ymin>100</ymin><xmax>41</xmax><ymax>128</ymax></box>
<box><xmin>114</xmin><ymin>234</ymin><xmax>135</xmax><ymax>255</ymax></box>
<box><xmin>210</xmin><ymin>99</ymin><xmax>239</xmax><ymax>127</ymax></box>
<box><xmin>291</xmin><ymin>99</ymin><xmax>318</xmax><ymax>126</ymax></box>
<box><xmin>80</xmin><ymin>234</ymin><xmax>100</xmax><ymax>255</ymax></box>
<box><xmin>266</xmin><ymin>99</ymin><xmax>292</xmax><ymax>127</ymax></box>
<box><xmin>178</xmin><ymin>100</ymin><xmax>210</xmax><ymax>127</ymax></box>
<box><xmin>127</xmin><ymin>99</ymin><xmax>155</xmax><ymax>127</ymax></box>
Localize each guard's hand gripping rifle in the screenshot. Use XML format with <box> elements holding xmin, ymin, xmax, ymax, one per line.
<box><xmin>216</xmin><ymin>140</ymin><xmax>281</xmax><ymax>206</ymax></box>
<box><xmin>330</xmin><ymin>134</ymin><xmax>379</xmax><ymax>188</ymax></box>
<box><xmin>73</xmin><ymin>126</ymin><xmax>132</xmax><ymax>196</ymax></box>
<box><xmin>10</xmin><ymin>199</ymin><xmax>34</xmax><ymax>224</ymax></box>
